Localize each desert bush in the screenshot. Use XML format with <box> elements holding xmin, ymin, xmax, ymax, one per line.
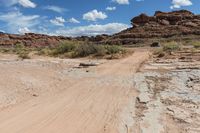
<box><xmin>73</xmin><ymin>44</ymin><xmax>125</xmax><ymax>57</ymax></box>
<box><xmin>12</xmin><ymin>43</ymin><xmax>31</xmax><ymax>59</ymax></box>
<box><xmin>192</xmin><ymin>42</ymin><xmax>200</xmax><ymax>49</ymax></box>
<box><xmin>34</xmin><ymin>41</ymin><xmax>126</xmax><ymax>58</ymax></box>
<box><xmin>37</xmin><ymin>47</ymin><xmax>52</xmax><ymax>55</ymax></box>
<box><xmin>14</xmin><ymin>43</ymin><xmax>26</xmax><ymax>54</ymax></box>
<box><xmin>52</xmin><ymin>41</ymin><xmax>77</xmax><ymax>55</ymax></box>
<box><xmin>0</xmin><ymin>43</ymin><xmax>28</xmax><ymax>54</ymax></box>
<box><xmin>105</xmin><ymin>45</ymin><xmax>124</xmax><ymax>54</ymax></box>
<box><xmin>0</xmin><ymin>47</ymin><xmax>10</xmax><ymax>53</ymax></box>
<box><xmin>94</xmin><ymin>45</ymin><xmax>107</xmax><ymax>56</ymax></box>
<box><xmin>153</xmin><ymin>49</ymin><xmax>165</xmax><ymax>58</ymax></box>
<box><xmin>18</xmin><ymin>51</ymin><xmax>30</xmax><ymax>59</ymax></box>
<box><xmin>163</xmin><ymin>41</ymin><xmax>180</xmax><ymax>52</ymax></box>
<box><xmin>73</xmin><ymin>44</ymin><xmax>102</xmax><ymax>57</ymax></box>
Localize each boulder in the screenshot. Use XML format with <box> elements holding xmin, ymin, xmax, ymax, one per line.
<box><xmin>131</xmin><ymin>13</ymin><xmax>150</xmax><ymax>26</ymax></box>
<box><xmin>159</xmin><ymin>19</ymin><xmax>170</xmax><ymax>25</ymax></box>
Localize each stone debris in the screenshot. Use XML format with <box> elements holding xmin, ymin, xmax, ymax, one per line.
<box><xmin>133</xmin><ymin>49</ymin><xmax>200</xmax><ymax>132</ymax></box>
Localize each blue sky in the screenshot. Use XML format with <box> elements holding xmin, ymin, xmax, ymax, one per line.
<box><xmin>0</xmin><ymin>0</ymin><xmax>199</xmax><ymax>36</ymax></box>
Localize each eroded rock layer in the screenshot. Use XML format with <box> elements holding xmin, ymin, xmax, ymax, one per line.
<box><xmin>102</xmin><ymin>10</ymin><xmax>200</xmax><ymax>45</ymax></box>
<box><xmin>0</xmin><ymin>10</ymin><xmax>199</xmax><ymax>46</ymax></box>
<box><xmin>0</xmin><ymin>33</ymin><xmax>71</xmax><ymax>47</ymax></box>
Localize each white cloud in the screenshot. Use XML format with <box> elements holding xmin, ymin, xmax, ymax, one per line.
<box><xmin>0</xmin><ymin>11</ymin><xmax>129</xmax><ymax>37</ymax></box>
<box><xmin>18</xmin><ymin>0</ymin><xmax>36</xmax><ymax>8</ymax></box>
<box><xmin>18</xmin><ymin>27</ymin><xmax>31</xmax><ymax>34</ymax></box>
<box><xmin>68</xmin><ymin>18</ymin><xmax>80</xmax><ymax>24</ymax></box>
<box><xmin>43</xmin><ymin>5</ymin><xmax>67</xmax><ymax>13</ymax></box>
<box><xmin>170</xmin><ymin>0</ymin><xmax>192</xmax><ymax>9</ymax></box>
<box><xmin>0</xmin><ymin>11</ymin><xmax>40</xmax><ymax>33</ymax></box>
<box><xmin>53</xmin><ymin>23</ymin><xmax>130</xmax><ymax>37</ymax></box>
<box><xmin>50</xmin><ymin>17</ymin><xmax>65</xmax><ymax>26</ymax></box>
<box><xmin>83</xmin><ymin>10</ymin><xmax>107</xmax><ymax>21</ymax></box>
<box><xmin>2</xmin><ymin>0</ymin><xmax>36</xmax><ymax>8</ymax></box>
<box><xmin>113</xmin><ymin>0</ymin><xmax>129</xmax><ymax>5</ymax></box>
<box><xmin>106</xmin><ymin>6</ymin><xmax>116</xmax><ymax>11</ymax></box>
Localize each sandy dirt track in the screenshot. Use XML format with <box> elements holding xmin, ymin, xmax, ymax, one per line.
<box><xmin>0</xmin><ymin>50</ymin><xmax>150</xmax><ymax>133</ymax></box>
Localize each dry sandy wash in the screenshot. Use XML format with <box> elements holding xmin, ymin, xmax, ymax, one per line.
<box><xmin>0</xmin><ymin>50</ymin><xmax>150</xmax><ymax>133</ymax></box>
<box><xmin>0</xmin><ymin>48</ymin><xmax>200</xmax><ymax>133</ymax></box>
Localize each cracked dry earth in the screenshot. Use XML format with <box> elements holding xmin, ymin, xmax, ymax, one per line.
<box><xmin>0</xmin><ymin>48</ymin><xmax>199</xmax><ymax>133</ymax></box>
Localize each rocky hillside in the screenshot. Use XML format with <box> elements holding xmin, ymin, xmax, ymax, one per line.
<box><xmin>0</xmin><ymin>10</ymin><xmax>199</xmax><ymax>47</ymax></box>
<box><xmin>0</xmin><ymin>33</ymin><xmax>71</xmax><ymax>47</ymax></box>
<box><xmin>101</xmin><ymin>10</ymin><xmax>200</xmax><ymax>45</ymax></box>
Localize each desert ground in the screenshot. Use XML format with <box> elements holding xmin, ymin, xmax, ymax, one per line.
<box><xmin>0</xmin><ymin>47</ymin><xmax>199</xmax><ymax>133</ymax></box>
<box><xmin>0</xmin><ymin>49</ymin><xmax>148</xmax><ymax>133</ymax></box>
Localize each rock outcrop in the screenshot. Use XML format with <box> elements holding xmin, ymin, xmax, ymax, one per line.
<box><xmin>0</xmin><ymin>10</ymin><xmax>199</xmax><ymax>47</ymax></box>
<box><xmin>0</xmin><ymin>33</ymin><xmax>71</xmax><ymax>47</ymax></box>
<box><xmin>101</xmin><ymin>10</ymin><xmax>200</xmax><ymax>45</ymax></box>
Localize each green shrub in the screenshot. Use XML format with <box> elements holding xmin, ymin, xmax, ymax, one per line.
<box><xmin>37</xmin><ymin>47</ymin><xmax>52</xmax><ymax>55</ymax></box>
<box><xmin>52</xmin><ymin>41</ymin><xmax>77</xmax><ymax>55</ymax></box>
<box><xmin>93</xmin><ymin>45</ymin><xmax>107</xmax><ymax>56</ymax></box>
<box><xmin>73</xmin><ymin>44</ymin><xmax>124</xmax><ymax>57</ymax></box>
<box><xmin>105</xmin><ymin>45</ymin><xmax>124</xmax><ymax>54</ymax></box>
<box><xmin>34</xmin><ymin>41</ymin><xmax>126</xmax><ymax>58</ymax></box>
<box><xmin>73</xmin><ymin>44</ymin><xmax>100</xmax><ymax>57</ymax></box>
<box><xmin>12</xmin><ymin>43</ymin><xmax>31</xmax><ymax>59</ymax></box>
<box><xmin>0</xmin><ymin>48</ymin><xmax>10</xmax><ymax>53</ymax></box>
<box><xmin>192</xmin><ymin>42</ymin><xmax>200</xmax><ymax>49</ymax></box>
<box><xmin>18</xmin><ymin>52</ymin><xmax>30</xmax><ymax>59</ymax></box>
<box><xmin>163</xmin><ymin>41</ymin><xmax>180</xmax><ymax>52</ymax></box>
<box><xmin>14</xmin><ymin>43</ymin><xmax>26</xmax><ymax>54</ymax></box>
<box><xmin>153</xmin><ymin>49</ymin><xmax>165</xmax><ymax>58</ymax></box>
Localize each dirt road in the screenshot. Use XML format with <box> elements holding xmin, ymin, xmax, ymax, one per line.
<box><xmin>0</xmin><ymin>50</ymin><xmax>150</xmax><ymax>133</ymax></box>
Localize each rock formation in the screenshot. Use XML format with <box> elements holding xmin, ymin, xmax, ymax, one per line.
<box><xmin>0</xmin><ymin>33</ymin><xmax>71</xmax><ymax>47</ymax></box>
<box><xmin>0</xmin><ymin>10</ymin><xmax>199</xmax><ymax>47</ymax></box>
<box><xmin>102</xmin><ymin>10</ymin><xmax>200</xmax><ymax>45</ymax></box>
